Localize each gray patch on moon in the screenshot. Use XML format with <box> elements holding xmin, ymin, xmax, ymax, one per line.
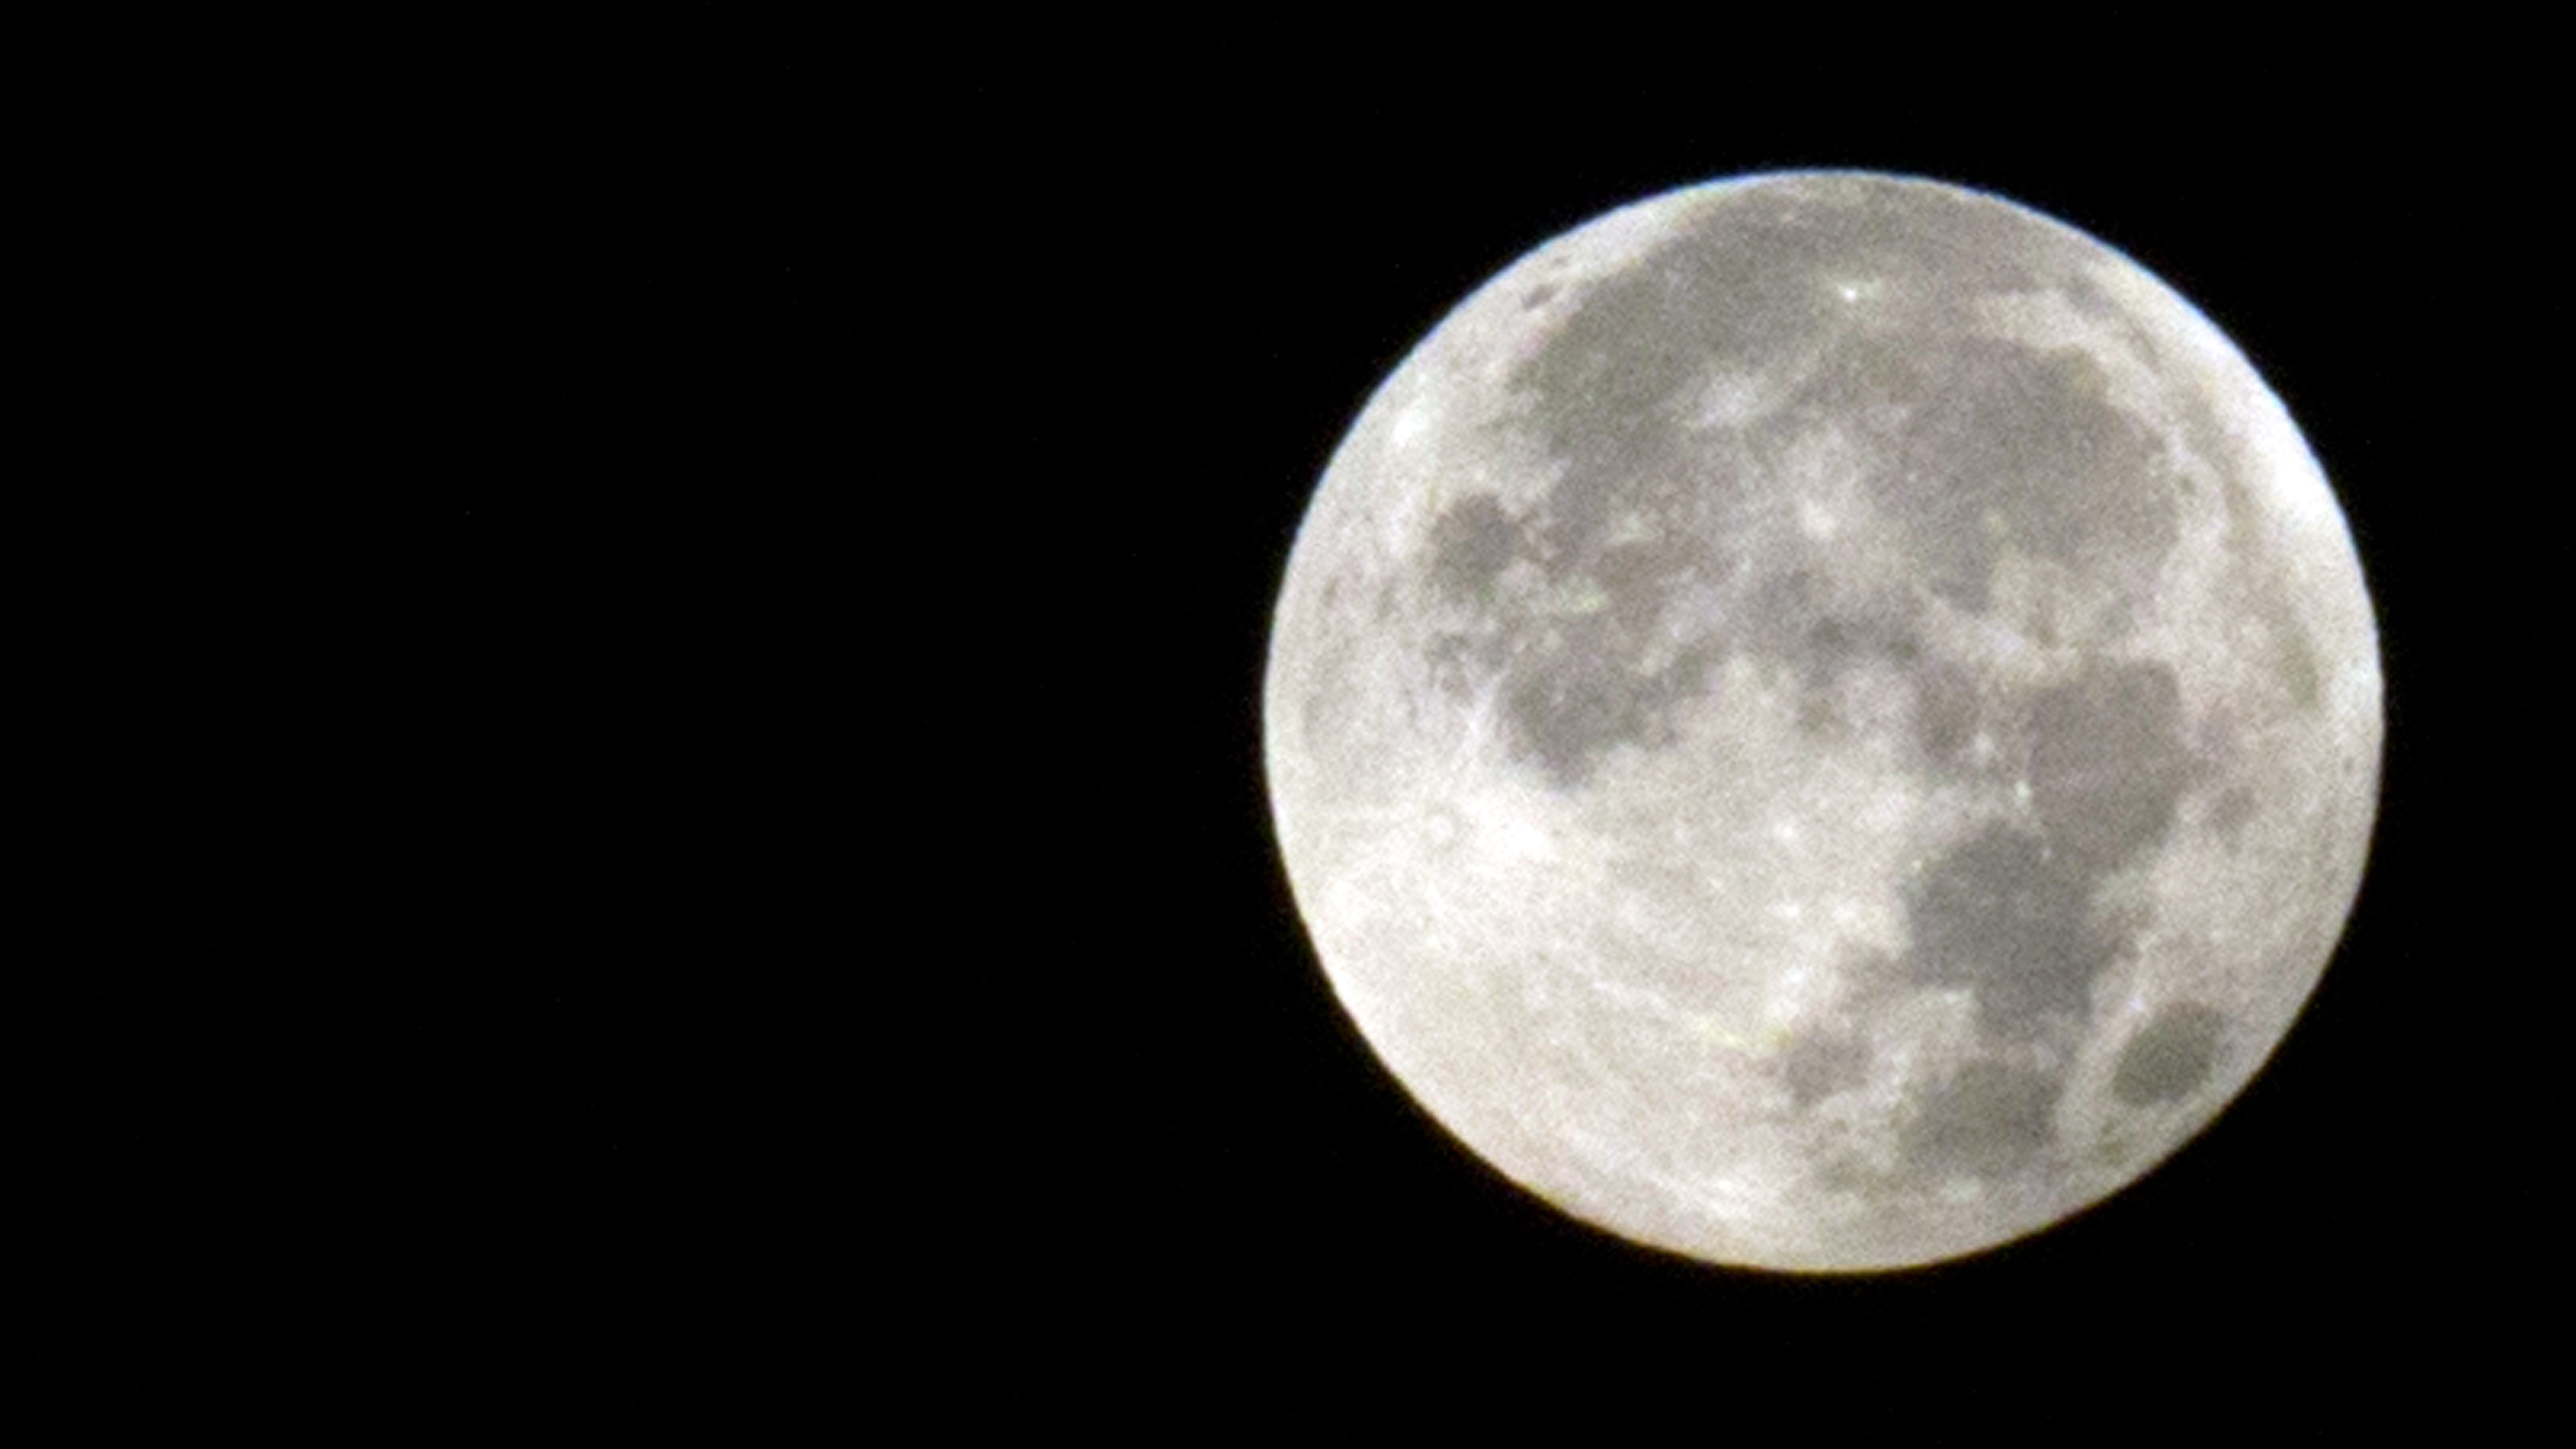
<box><xmin>1745</xmin><ymin>570</ymin><xmax>1921</xmax><ymax>688</ymax></box>
<box><xmin>1430</xmin><ymin>175</ymin><xmax>2201</xmax><ymax>793</ymax></box>
<box><xmin>2112</xmin><ymin>1002</ymin><xmax>2227</xmax><ymax>1105</ymax></box>
<box><xmin>1889</xmin><ymin>657</ymin><xmax>2196</xmax><ymax>1060</ymax></box>
<box><xmin>1671</xmin><ymin>219</ymin><xmax>2190</xmax><ymax>620</ymax></box>
<box><xmin>1910</xmin><ymin>658</ymin><xmax>1985</xmax><ymax>771</ymax></box>
<box><xmin>1876</xmin><ymin>338</ymin><xmax>2180</xmax><ymax>610</ymax></box>
<box><xmin>1781</xmin><ymin>1031</ymin><xmax>1871</xmax><ymax>1108</ymax></box>
<box><xmin>1499</xmin><ymin>178</ymin><xmax>2091</xmax><ymax>572</ymax></box>
<box><xmin>2026</xmin><ymin>658</ymin><xmax>2195</xmax><ymax>868</ymax></box>
<box><xmin>1502</xmin><ymin>190</ymin><xmax>1838</xmax><ymax>517</ymax></box>
<box><xmin>1425</xmin><ymin>493</ymin><xmax>1524</xmax><ymax>604</ymax></box>
<box><xmin>2208</xmin><ymin>783</ymin><xmax>2258</xmax><ymax>845</ymax></box>
<box><xmin>1502</xmin><ymin>637</ymin><xmax>1715</xmax><ymax>790</ymax></box>
<box><xmin>1901</xmin><ymin>1059</ymin><xmax>2062</xmax><ymax>1179</ymax></box>
<box><xmin>1415</xmin><ymin>482</ymin><xmax>1722</xmax><ymax>789</ymax></box>
<box><xmin>2271</xmin><ymin>607</ymin><xmax>2323</xmax><ymax>710</ymax></box>
<box><xmin>1423</xmin><ymin>627</ymin><xmax>1509</xmax><ymax>698</ymax></box>
<box><xmin>1906</xmin><ymin>824</ymin><xmax>2123</xmax><ymax>1038</ymax></box>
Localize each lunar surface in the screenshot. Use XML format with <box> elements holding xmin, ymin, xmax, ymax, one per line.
<box><xmin>1263</xmin><ymin>172</ymin><xmax>2381</xmax><ymax>1272</ymax></box>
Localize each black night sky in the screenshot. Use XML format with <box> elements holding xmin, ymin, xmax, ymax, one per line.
<box><xmin>80</xmin><ymin>18</ymin><xmax>2552</xmax><ymax>1425</ymax></box>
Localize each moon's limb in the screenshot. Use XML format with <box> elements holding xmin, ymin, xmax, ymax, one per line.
<box><xmin>1264</xmin><ymin>172</ymin><xmax>2381</xmax><ymax>1272</ymax></box>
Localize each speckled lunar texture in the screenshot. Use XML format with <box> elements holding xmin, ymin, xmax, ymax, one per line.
<box><xmin>1264</xmin><ymin>173</ymin><xmax>2381</xmax><ymax>1272</ymax></box>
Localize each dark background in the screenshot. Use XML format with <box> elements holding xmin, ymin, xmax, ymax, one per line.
<box><xmin>75</xmin><ymin>17</ymin><xmax>2548</xmax><ymax>1421</ymax></box>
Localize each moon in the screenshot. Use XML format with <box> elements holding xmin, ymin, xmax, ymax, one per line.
<box><xmin>1262</xmin><ymin>171</ymin><xmax>2381</xmax><ymax>1272</ymax></box>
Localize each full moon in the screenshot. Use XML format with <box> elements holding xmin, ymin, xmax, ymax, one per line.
<box><xmin>1262</xmin><ymin>172</ymin><xmax>2381</xmax><ymax>1272</ymax></box>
